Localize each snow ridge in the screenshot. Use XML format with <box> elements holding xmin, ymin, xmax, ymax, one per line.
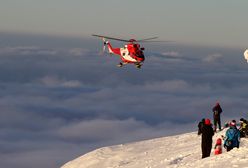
<box><xmin>61</xmin><ymin>130</ymin><xmax>248</xmax><ymax>168</ymax></box>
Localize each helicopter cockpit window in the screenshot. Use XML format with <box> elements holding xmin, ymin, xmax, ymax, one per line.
<box><xmin>136</xmin><ymin>50</ymin><xmax>144</xmax><ymax>58</ymax></box>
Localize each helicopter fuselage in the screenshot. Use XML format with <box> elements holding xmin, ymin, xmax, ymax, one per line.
<box><xmin>107</xmin><ymin>42</ymin><xmax>145</xmax><ymax>64</ymax></box>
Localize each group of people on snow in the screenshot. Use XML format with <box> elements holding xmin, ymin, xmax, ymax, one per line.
<box><xmin>197</xmin><ymin>102</ymin><xmax>248</xmax><ymax>159</ymax></box>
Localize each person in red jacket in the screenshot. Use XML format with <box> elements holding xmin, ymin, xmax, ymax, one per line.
<box><xmin>214</xmin><ymin>138</ymin><xmax>222</xmax><ymax>155</ymax></box>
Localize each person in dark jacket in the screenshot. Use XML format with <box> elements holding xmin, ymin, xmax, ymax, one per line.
<box><xmin>201</xmin><ymin>118</ymin><xmax>214</xmax><ymax>158</ymax></box>
<box><xmin>224</xmin><ymin>120</ymin><xmax>240</xmax><ymax>152</ymax></box>
<box><xmin>239</xmin><ymin>118</ymin><xmax>248</xmax><ymax>138</ymax></box>
<box><xmin>198</xmin><ymin>118</ymin><xmax>205</xmax><ymax>135</ymax></box>
<box><xmin>212</xmin><ymin>102</ymin><xmax>223</xmax><ymax>132</ymax></box>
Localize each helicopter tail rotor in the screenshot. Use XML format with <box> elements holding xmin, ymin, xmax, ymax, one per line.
<box><xmin>102</xmin><ymin>38</ymin><xmax>107</xmax><ymax>53</ymax></box>
<box><xmin>100</xmin><ymin>37</ymin><xmax>110</xmax><ymax>54</ymax></box>
<box><xmin>101</xmin><ymin>37</ymin><xmax>112</xmax><ymax>56</ymax></box>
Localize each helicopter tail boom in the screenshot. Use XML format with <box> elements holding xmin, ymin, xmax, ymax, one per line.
<box><xmin>102</xmin><ymin>39</ymin><xmax>120</xmax><ymax>55</ymax></box>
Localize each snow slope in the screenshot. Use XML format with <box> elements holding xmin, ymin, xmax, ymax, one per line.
<box><xmin>61</xmin><ymin>130</ymin><xmax>248</xmax><ymax>168</ymax></box>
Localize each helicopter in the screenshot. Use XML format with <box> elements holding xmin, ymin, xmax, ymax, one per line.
<box><xmin>92</xmin><ymin>34</ymin><xmax>165</xmax><ymax>68</ymax></box>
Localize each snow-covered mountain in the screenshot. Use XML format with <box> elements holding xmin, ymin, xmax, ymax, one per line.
<box><xmin>61</xmin><ymin>130</ymin><xmax>248</xmax><ymax>168</ymax></box>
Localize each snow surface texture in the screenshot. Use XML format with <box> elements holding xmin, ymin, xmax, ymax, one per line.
<box><xmin>61</xmin><ymin>129</ymin><xmax>248</xmax><ymax>168</ymax></box>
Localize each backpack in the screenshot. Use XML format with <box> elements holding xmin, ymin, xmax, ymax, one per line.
<box><xmin>214</xmin><ymin>145</ymin><xmax>222</xmax><ymax>155</ymax></box>
<box><xmin>214</xmin><ymin>110</ymin><xmax>219</xmax><ymax>116</ymax></box>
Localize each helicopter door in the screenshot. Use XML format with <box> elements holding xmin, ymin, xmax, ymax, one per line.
<box><xmin>120</xmin><ymin>48</ymin><xmax>136</xmax><ymax>62</ymax></box>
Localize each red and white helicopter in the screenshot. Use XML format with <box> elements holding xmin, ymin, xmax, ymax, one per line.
<box><xmin>92</xmin><ymin>34</ymin><xmax>165</xmax><ymax>68</ymax></box>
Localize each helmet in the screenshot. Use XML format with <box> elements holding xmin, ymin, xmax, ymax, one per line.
<box><xmin>230</xmin><ymin>120</ymin><xmax>236</xmax><ymax>126</ymax></box>
<box><xmin>216</xmin><ymin>138</ymin><xmax>222</xmax><ymax>145</ymax></box>
<box><xmin>205</xmin><ymin>119</ymin><xmax>211</xmax><ymax>125</ymax></box>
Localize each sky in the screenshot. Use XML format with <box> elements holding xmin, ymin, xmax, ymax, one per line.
<box><xmin>0</xmin><ymin>0</ymin><xmax>248</xmax><ymax>48</ymax></box>
<box><xmin>0</xmin><ymin>1</ymin><xmax>248</xmax><ymax>168</ymax></box>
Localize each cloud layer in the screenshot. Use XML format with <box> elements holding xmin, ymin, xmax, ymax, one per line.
<box><xmin>0</xmin><ymin>34</ymin><xmax>247</xmax><ymax>168</ymax></box>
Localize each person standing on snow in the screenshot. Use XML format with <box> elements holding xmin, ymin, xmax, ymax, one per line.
<box><xmin>201</xmin><ymin>118</ymin><xmax>214</xmax><ymax>158</ymax></box>
<box><xmin>224</xmin><ymin>120</ymin><xmax>240</xmax><ymax>152</ymax></box>
<box><xmin>198</xmin><ymin>118</ymin><xmax>205</xmax><ymax>135</ymax></box>
<box><xmin>239</xmin><ymin>118</ymin><xmax>248</xmax><ymax>138</ymax></box>
<box><xmin>212</xmin><ymin>102</ymin><xmax>223</xmax><ymax>132</ymax></box>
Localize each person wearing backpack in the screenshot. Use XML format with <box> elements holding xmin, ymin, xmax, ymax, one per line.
<box><xmin>212</xmin><ymin>102</ymin><xmax>222</xmax><ymax>132</ymax></box>
<box><xmin>224</xmin><ymin>120</ymin><xmax>240</xmax><ymax>152</ymax></box>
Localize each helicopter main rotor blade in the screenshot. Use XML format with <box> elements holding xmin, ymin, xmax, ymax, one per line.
<box><xmin>139</xmin><ymin>40</ymin><xmax>174</xmax><ymax>43</ymax></box>
<box><xmin>92</xmin><ymin>34</ymin><xmax>173</xmax><ymax>43</ymax></box>
<box><xmin>92</xmin><ymin>34</ymin><xmax>129</xmax><ymax>42</ymax></box>
<box><xmin>137</xmin><ymin>37</ymin><xmax>174</xmax><ymax>43</ymax></box>
<box><xmin>137</xmin><ymin>37</ymin><xmax>158</xmax><ymax>42</ymax></box>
